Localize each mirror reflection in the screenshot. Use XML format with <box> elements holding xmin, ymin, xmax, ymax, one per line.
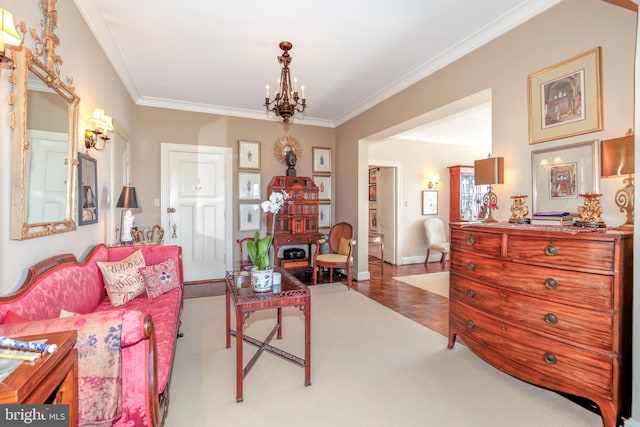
<box><xmin>10</xmin><ymin>47</ymin><xmax>79</xmax><ymax>239</ymax></box>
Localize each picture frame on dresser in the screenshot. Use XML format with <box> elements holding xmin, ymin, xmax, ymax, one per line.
<box><xmin>238</xmin><ymin>172</ymin><xmax>261</xmax><ymax>200</ymax></box>
<box><xmin>531</xmin><ymin>139</ymin><xmax>600</xmax><ymax>214</ymax></box>
<box><xmin>239</xmin><ymin>203</ymin><xmax>260</xmax><ymax>231</ymax></box>
<box><xmin>313</xmin><ymin>175</ymin><xmax>332</xmax><ymax>200</ymax></box>
<box><xmin>527</xmin><ymin>47</ymin><xmax>602</xmax><ymax>144</ymax></box>
<box><xmin>78</xmin><ymin>153</ymin><xmax>98</xmax><ymax>225</ymax></box>
<box><xmin>238</xmin><ymin>140</ymin><xmax>261</xmax><ymax>170</ymax></box>
<box><xmin>312</xmin><ymin>147</ymin><xmax>332</xmax><ymax>174</ymax></box>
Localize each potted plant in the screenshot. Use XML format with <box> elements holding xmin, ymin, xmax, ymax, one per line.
<box><xmin>246</xmin><ymin>191</ymin><xmax>289</xmax><ymax>292</ymax></box>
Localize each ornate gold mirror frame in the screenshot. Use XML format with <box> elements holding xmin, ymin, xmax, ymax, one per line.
<box><xmin>9</xmin><ymin>0</ymin><xmax>80</xmax><ymax>239</ymax></box>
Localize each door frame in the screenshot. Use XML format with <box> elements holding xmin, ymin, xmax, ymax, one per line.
<box><xmin>160</xmin><ymin>143</ymin><xmax>233</xmax><ymax>277</ymax></box>
<box><xmin>369</xmin><ymin>160</ymin><xmax>402</xmax><ymax>266</ymax></box>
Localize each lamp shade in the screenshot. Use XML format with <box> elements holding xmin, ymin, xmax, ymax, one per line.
<box><xmin>0</xmin><ymin>9</ymin><xmax>21</xmax><ymax>47</ymax></box>
<box><xmin>601</xmin><ymin>135</ymin><xmax>634</xmax><ymax>177</ymax></box>
<box><xmin>474</xmin><ymin>157</ymin><xmax>504</xmax><ymax>185</ymax></box>
<box><xmin>116</xmin><ymin>186</ymin><xmax>139</xmax><ymax>209</ymax></box>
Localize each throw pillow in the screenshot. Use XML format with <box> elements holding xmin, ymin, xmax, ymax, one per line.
<box><xmin>2</xmin><ymin>310</ymin><xmax>27</xmax><ymax>324</ymax></box>
<box><xmin>139</xmin><ymin>259</ymin><xmax>180</xmax><ymax>299</ymax></box>
<box><xmin>338</xmin><ymin>237</ymin><xmax>352</xmax><ymax>256</ymax></box>
<box><xmin>97</xmin><ymin>250</ymin><xmax>147</xmax><ymax>307</ymax></box>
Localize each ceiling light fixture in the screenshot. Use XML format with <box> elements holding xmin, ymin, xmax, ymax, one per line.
<box><xmin>264</xmin><ymin>41</ymin><xmax>306</xmax><ymax>124</ymax></box>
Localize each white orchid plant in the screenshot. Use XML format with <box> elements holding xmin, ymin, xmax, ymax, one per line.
<box><xmin>247</xmin><ymin>191</ymin><xmax>289</xmax><ymax>270</ymax></box>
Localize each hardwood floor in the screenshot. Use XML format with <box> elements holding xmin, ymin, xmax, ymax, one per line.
<box><xmin>184</xmin><ymin>256</ymin><xmax>449</xmax><ymax>336</ymax></box>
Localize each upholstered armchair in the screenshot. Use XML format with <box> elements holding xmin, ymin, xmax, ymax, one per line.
<box><xmin>313</xmin><ymin>222</ymin><xmax>356</xmax><ymax>289</ymax></box>
<box><xmin>423</xmin><ymin>217</ymin><xmax>450</xmax><ymax>265</ymax></box>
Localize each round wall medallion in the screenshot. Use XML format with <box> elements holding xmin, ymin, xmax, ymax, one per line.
<box><xmin>273</xmin><ymin>136</ymin><xmax>302</xmax><ymax>165</ymax></box>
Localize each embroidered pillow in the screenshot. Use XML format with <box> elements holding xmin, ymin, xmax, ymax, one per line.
<box><xmin>139</xmin><ymin>259</ymin><xmax>180</xmax><ymax>299</ymax></box>
<box><xmin>97</xmin><ymin>250</ymin><xmax>147</xmax><ymax>306</ymax></box>
<box><xmin>337</xmin><ymin>237</ymin><xmax>352</xmax><ymax>256</ymax></box>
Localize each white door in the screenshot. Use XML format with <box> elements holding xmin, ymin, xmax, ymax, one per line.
<box><xmin>161</xmin><ymin>143</ymin><xmax>232</xmax><ymax>281</ymax></box>
<box><xmin>377</xmin><ymin>167</ymin><xmax>396</xmax><ymax>264</ymax></box>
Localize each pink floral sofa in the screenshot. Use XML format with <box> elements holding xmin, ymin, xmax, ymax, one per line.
<box><xmin>0</xmin><ymin>243</ymin><xmax>183</xmax><ymax>427</ymax></box>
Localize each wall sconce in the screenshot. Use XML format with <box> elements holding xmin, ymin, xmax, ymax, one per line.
<box><xmin>474</xmin><ymin>155</ymin><xmax>504</xmax><ymax>223</ymax></box>
<box><xmin>0</xmin><ymin>8</ymin><xmax>22</xmax><ymax>68</ymax></box>
<box><xmin>601</xmin><ymin>131</ymin><xmax>634</xmax><ymax>228</ymax></box>
<box><xmin>85</xmin><ymin>108</ymin><xmax>114</xmax><ymax>151</ymax></box>
<box><xmin>426</xmin><ymin>174</ymin><xmax>439</xmax><ymax>189</ymax></box>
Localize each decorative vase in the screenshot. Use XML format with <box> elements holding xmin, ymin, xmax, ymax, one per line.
<box><xmin>250</xmin><ymin>268</ymin><xmax>273</xmax><ymax>292</ymax></box>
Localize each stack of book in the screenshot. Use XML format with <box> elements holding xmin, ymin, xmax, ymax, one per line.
<box><xmin>530</xmin><ymin>212</ymin><xmax>578</xmax><ymax>226</ymax></box>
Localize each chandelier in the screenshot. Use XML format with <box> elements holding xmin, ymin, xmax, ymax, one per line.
<box><xmin>265</xmin><ymin>41</ymin><xmax>306</xmax><ymax>124</ymax></box>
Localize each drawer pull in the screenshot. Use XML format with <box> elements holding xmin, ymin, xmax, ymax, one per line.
<box><xmin>466</xmin><ymin>289</ymin><xmax>476</xmax><ymax>298</ymax></box>
<box><xmin>544</xmin><ymin>242</ymin><xmax>559</xmax><ymax>256</ymax></box>
<box><xmin>543</xmin><ymin>352</ymin><xmax>557</xmax><ymax>364</ymax></box>
<box><xmin>544</xmin><ymin>313</ymin><xmax>558</xmax><ymax>325</ymax></box>
<box><xmin>466</xmin><ymin>320</ymin><xmax>475</xmax><ymax>329</ymax></box>
<box><xmin>466</xmin><ymin>262</ymin><xmax>476</xmax><ymax>271</ymax></box>
<box><xmin>544</xmin><ymin>278</ymin><xmax>558</xmax><ymax>290</ymax></box>
<box><xmin>466</xmin><ymin>235</ymin><xmax>476</xmax><ymax>245</ymax></box>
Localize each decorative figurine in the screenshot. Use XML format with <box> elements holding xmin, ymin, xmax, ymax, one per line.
<box><xmin>575</xmin><ymin>193</ymin><xmax>606</xmax><ymax>228</ymax></box>
<box><xmin>509</xmin><ymin>194</ymin><xmax>530</xmax><ymax>224</ymax></box>
<box><xmin>285</xmin><ymin>147</ymin><xmax>297</xmax><ymax>176</ymax></box>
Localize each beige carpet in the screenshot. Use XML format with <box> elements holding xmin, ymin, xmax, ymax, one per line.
<box><xmin>393</xmin><ymin>271</ymin><xmax>449</xmax><ymax>298</ymax></box>
<box><xmin>166</xmin><ymin>284</ymin><xmax>601</xmax><ymax>427</ymax></box>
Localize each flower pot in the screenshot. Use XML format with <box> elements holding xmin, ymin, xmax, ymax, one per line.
<box><xmin>251</xmin><ymin>268</ymin><xmax>273</xmax><ymax>292</ymax></box>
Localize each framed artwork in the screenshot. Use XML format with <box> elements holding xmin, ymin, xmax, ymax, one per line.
<box><xmin>238</xmin><ymin>172</ymin><xmax>261</xmax><ymax>200</ymax></box>
<box><xmin>369</xmin><ymin>209</ymin><xmax>377</xmax><ymax>230</ymax></box>
<box><xmin>239</xmin><ymin>203</ymin><xmax>260</xmax><ymax>231</ymax></box>
<box><xmin>531</xmin><ymin>139</ymin><xmax>600</xmax><ymax>213</ymax></box>
<box><xmin>369</xmin><ymin>184</ymin><xmax>376</xmax><ymax>201</ymax></box>
<box><xmin>319</xmin><ymin>203</ymin><xmax>331</xmax><ymax>228</ymax></box>
<box><xmin>527</xmin><ymin>47</ymin><xmax>602</xmax><ymax>144</ymax></box>
<box><xmin>369</xmin><ymin>167</ymin><xmax>377</xmax><ymax>184</ymax></box>
<box><xmin>238</xmin><ymin>140</ymin><xmax>260</xmax><ymax>169</ymax></box>
<box><xmin>78</xmin><ymin>153</ymin><xmax>98</xmax><ymax>225</ymax></box>
<box><xmin>422</xmin><ymin>190</ymin><xmax>438</xmax><ymax>215</ymax></box>
<box><xmin>313</xmin><ymin>175</ymin><xmax>332</xmax><ymax>200</ymax></box>
<box><xmin>312</xmin><ymin>147</ymin><xmax>331</xmax><ymax>174</ymax></box>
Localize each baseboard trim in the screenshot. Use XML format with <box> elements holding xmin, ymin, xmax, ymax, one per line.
<box><xmin>625</xmin><ymin>418</ymin><xmax>640</xmax><ymax>427</ymax></box>
<box><xmin>357</xmin><ymin>271</ymin><xmax>371</xmax><ymax>281</ymax></box>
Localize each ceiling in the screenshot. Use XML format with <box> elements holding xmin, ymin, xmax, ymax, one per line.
<box><xmin>75</xmin><ymin>0</ymin><xmax>560</xmax><ymax>142</ymax></box>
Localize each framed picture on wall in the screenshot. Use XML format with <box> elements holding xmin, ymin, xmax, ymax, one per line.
<box><xmin>238</xmin><ymin>140</ymin><xmax>261</xmax><ymax>169</ymax></box>
<box><xmin>527</xmin><ymin>47</ymin><xmax>602</xmax><ymax>144</ymax></box>
<box><xmin>313</xmin><ymin>175</ymin><xmax>332</xmax><ymax>200</ymax></box>
<box><xmin>422</xmin><ymin>190</ymin><xmax>438</xmax><ymax>215</ymax></box>
<box><xmin>78</xmin><ymin>153</ymin><xmax>98</xmax><ymax>225</ymax></box>
<box><xmin>312</xmin><ymin>147</ymin><xmax>332</xmax><ymax>174</ymax></box>
<box><xmin>238</xmin><ymin>172</ymin><xmax>261</xmax><ymax>200</ymax></box>
<box><xmin>319</xmin><ymin>203</ymin><xmax>331</xmax><ymax>228</ymax></box>
<box><xmin>239</xmin><ymin>203</ymin><xmax>260</xmax><ymax>231</ymax></box>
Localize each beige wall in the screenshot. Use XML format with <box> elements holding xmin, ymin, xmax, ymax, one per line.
<box><xmin>0</xmin><ymin>0</ymin><xmax>135</xmax><ymax>293</ymax></box>
<box><xmin>132</xmin><ymin>106</ymin><xmax>336</xmax><ymax>261</ymax></box>
<box><xmin>369</xmin><ymin>139</ymin><xmax>487</xmax><ymax>262</ymax></box>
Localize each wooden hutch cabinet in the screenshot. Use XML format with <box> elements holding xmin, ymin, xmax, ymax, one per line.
<box><xmin>267</xmin><ymin>176</ymin><xmax>322</xmax><ymax>270</ymax></box>
<box><xmin>448</xmin><ymin>165</ymin><xmax>487</xmax><ymax>222</ymax></box>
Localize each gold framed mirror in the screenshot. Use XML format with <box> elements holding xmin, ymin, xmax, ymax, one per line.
<box><xmin>9</xmin><ymin>0</ymin><xmax>80</xmax><ymax>240</ymax></box>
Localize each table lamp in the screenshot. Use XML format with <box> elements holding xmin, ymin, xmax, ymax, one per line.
<box><xmin>474</xmin><ymin>155</ymin><xmax>504</xmax><ymax>223</ymax></box>
<box><xmin>116</xmin><ymin>186</ymin><xmax>140</xmax><ymax>244</ymax></box>
<box><xmin>601</xmin><ymin>133</ymin><xmax>634</xmax><ymax>228</ymax></box>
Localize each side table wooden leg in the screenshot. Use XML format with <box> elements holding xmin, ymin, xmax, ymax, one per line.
<box><xmin>236</xmin><ymin>309</ymin><xmax>244</xmax><ymax>402</ymax></box>
<box><xmin>225</xmin><ymin>289</ymin><xmax>231</xmax><ymax>348</ymax></box>
<box><xmin>304</xmin><ymin>298</ymin><xmax>311</xmax><ymax>386</ymax></box>
<box><xmin>277</xmin><ymin>307</ymin><xmax>283</xmax><ymax>339</ymax></box>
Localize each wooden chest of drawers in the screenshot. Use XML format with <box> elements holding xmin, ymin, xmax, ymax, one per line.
<box><xmin>448</xmin><ymin>223</ymin><xmax>633</xmax><ymax>427</ymax></box>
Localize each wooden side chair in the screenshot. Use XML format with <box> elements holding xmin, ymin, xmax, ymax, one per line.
<box><xmin>237</xmin><ymin>237</ymin><xmax>256</xmax><ymax>271</ymax></box>
<box><xmin>423</xmin><ymin>217</ymin><xmax>450</xmax><ymax>265</ymax></box>
<box><xmin>313</xmin><ymin>222</ymin><xmax>356</xmax><ymax>289</ymax></box>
